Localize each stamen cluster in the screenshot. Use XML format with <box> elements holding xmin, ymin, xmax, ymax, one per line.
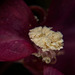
<box><xmin>29</xmin><ymin>26</ymin><xmax>64</xmax><ymax>64</ymax></box>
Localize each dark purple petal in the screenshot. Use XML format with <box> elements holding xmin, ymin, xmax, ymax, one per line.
<box><xmin>0</xmin><ymin>0</ymin><xmax>38</xmax><ymax>35</ymax></box>
<box><xmin>24</xmin><ymin>56</ymin><xmax>64</xmax><ymax>75</ymax></box>
<box><xmin>0</xmin><ymin>29</ymin><xmax>36</xmax><ymax>61</ymax></box>
<box><xmin>41</xmin><ymin>0</ymin><xmax>75</xmax><ymax>74</ymax></box>
<box><xmin>51</xmin><ymin>25</ymin><xmax>75</xmax><ymax>75</ymax></box>
<box><xmin>24</xmin><ymin>56</ymin><xmax>44</xmax><ymax>75</ymax></box>
<box><xmin>44</xmin><ymin>66</ymin><xmax>64</xmax><ymax>75</ymax></box>
<box><xmin>0</xmin><ymin>0</ymin><xmax>37</xmax><ymax>61</ymax></box>
<box><xmin>62</xmin><ymin>25</ymin><xmax>75</xmax><ymax>75</ymax></box>
<box><xmin>44</xmin><ymin>0</ymin><xmax>75</xmax><ymax>31</ymax></box>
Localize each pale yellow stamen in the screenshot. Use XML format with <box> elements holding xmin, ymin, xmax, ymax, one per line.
<box><xmin>42</xmin><ymin>57</ymin><xmax>51</xmax><ymax>64</ymax></box>
<box><xmin>28</xmin><ymin>26</ymin><xmax>64</xmax><ymax>64</ymax></box>
<box><xmin>34</xmin><ymin>16</ymin><xmax>39</xmax><ymax>21</ymax></box>
<box><xmin>29</xmin><ymin>26</ymin><xmax>63</xmax><ymax>51</ymax></box>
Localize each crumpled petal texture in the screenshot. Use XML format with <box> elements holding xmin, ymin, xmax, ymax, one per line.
<box><xmin>0</xmin><ymin>0</ymin><xmax>37</xmax><ymax>61</ymax></box>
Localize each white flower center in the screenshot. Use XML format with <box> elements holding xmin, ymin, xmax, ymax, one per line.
<box><xmin>28</xmin><ymin>26</ymin><xmax>64</xmax><ymax>64</ymax></box>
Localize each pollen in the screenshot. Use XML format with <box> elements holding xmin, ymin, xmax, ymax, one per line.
<box><xmin>28</xmin><ymin>26</ymin><xmax>64</xmax><ymax>64</ymax></box>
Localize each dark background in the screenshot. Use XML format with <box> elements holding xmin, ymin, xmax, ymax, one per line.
<box><xmin>25</xmin><ymin>0</ymin><xmax>51</xmax><ymax>10</ymax></box>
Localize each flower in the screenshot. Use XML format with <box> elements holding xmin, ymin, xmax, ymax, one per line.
<box><xmin>0</xmin><ymin>0</ymin><xmax>75</xmax><ymax>75</ymax></box>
